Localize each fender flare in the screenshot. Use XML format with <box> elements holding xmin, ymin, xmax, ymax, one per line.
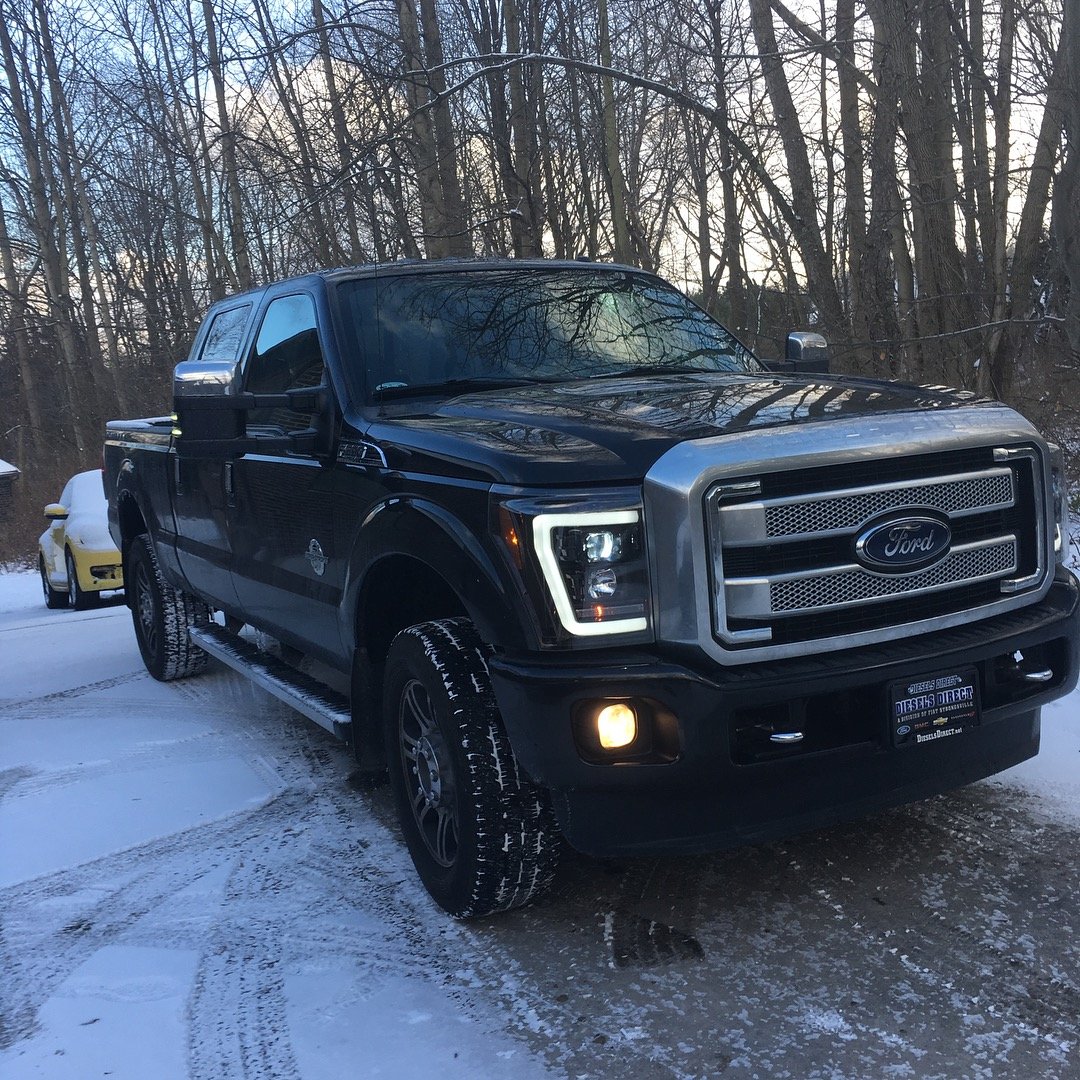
<box><xmin>341</xmin><ymin>496</ymin><xmax>534</xmax><ymax>655</ymax></box>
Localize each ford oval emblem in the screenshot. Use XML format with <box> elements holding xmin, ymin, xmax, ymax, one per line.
<box><xmin>855</xmin><ymin>515</ymin><xmax>952</xmax><ymax>573</ymax></box>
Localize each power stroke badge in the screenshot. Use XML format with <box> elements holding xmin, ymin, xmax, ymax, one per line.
<box><xmin>890</xmin><ymin>667</ymin><xmax>979</xmax><ymax>747</ymax></box>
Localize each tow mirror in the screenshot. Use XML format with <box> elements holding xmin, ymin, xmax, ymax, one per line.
<box><xmin>44</xmin><ymin>503</ymin><xmax>68</xmax><ymax>522</ymax></box>
<box><xmin>173</xmin><ymin>385</ymin><xmax>331</xmax><ymax>459</ymax></box>
<box><xmin>784</xmin><ymin>332</ymin><xmax>829</xmax><ymax>374</ymax></box>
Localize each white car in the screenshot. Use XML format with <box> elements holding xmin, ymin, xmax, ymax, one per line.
<box><xmin>38</xmin><ymin>470</ymin><xmax>124</xmax><ymax>609</ymax></box>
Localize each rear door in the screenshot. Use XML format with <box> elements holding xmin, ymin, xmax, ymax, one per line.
<box><xmin>227</xmin><ymin>291</ymin><xmax>344</xmax><ymax>662</ymax></box>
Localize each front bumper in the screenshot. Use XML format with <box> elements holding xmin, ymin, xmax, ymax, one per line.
<box><xmin>488</xmin><ymin>571</ymin><xmax>1079</xmax><ymax>856</ymax></box>
<box><xmin>71</xmin><ymin>547</ymin><xmax>124</xmax><ymax>593</ymax></box>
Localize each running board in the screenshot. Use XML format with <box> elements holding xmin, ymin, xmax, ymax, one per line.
<box><xmin>190</xmin><ymin>624</ymin><xmax>352</xmax><ymax>744</ymax></box>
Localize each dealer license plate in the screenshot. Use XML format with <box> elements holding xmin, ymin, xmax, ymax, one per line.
<box><xmin>890</xmin><ymin>667</ymin><xmax>980</xmax><ymax>747</ymax></box>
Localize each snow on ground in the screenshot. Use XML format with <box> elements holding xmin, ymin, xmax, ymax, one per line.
<box><xmin>2</xmin><ymin>565</ymin><xmax>1079</xmax><ymax>1079</ymax></box>
<box><xmin>988</xmin><ymin>691</ymin><xmax>1080</xmax><ymax>825</ymax></box>
<box><xmin>0</xmin><ymin>572</ymin><xmax>552</xmax><ymax>1079</ymax></box>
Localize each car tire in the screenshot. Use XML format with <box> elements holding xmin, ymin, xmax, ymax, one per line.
<box><xmin>382</xmin><ymin>618</ymin><xmax>560</xmax><ymax>918</ymax></box>
<box><xmin>40</xmin><ymin>554</ymin><xmax>69</xmax><ymax>609</ymax></box>
<box><xmin>128</xmin><ymin>534</ymin><xmax>210</xmax><ymax>681</ymax></box>
<box><xmin>65</xmin><ymin>549</ymin><xmax>92</xmax><ymax>611</ymax></box>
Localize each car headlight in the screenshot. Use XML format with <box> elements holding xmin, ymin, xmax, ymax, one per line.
<box><xmin>496</xmin><ymin>496</ymin><xmax>651</xmax><ymax>640</ymax></box>
<box><xmin>533</xmin><ymin>510</ymin><xmax>649</xmax><ymax>635</ymax></box>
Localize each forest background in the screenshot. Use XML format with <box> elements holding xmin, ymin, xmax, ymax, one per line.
<box><xmin>0</xmin><ymin>0</ymin><xmax>1076</xmax><ymax>560</ymax></box>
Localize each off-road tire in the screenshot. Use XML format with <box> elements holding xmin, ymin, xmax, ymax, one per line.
<box><xmin>129</xmin><ymin>534</ymin><xmax>209</xmax><ymax>681</ymax></box>
<box><xmin>65</xmin><ymin>549</ymin><xmax>92</xmax><ymax>610</ymax></box>
<box><xmin>383</xmin><ymin>618</ymin><xmax>560</xmax><ymax>918</ymax></box>
<box><xmin>40</xmin><ymin>555</ymin><xmax>69</xmax><ymax>609</ymax></box>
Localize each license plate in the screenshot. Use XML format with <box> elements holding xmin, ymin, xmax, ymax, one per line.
<box><xmin>890</xmin><ymin>667</ymin><xmax>979</xmax><ymax>747</ymax></box>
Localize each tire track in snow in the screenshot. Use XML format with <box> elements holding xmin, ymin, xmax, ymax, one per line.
<box><xmin>0</xmin><ymin>790</ymin><xmax>312</xmax><ymax>1050</ymax></box>
<box><xmin>0</xmin><ymin>670</ymin><xmax>145</xmax><ymax>714</ymax></box>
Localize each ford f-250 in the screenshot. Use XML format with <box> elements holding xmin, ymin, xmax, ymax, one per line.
<box><xmin>104</xmin><ymin>260</ymin><xmax>1079</xmax><ymax>917</ymax></box>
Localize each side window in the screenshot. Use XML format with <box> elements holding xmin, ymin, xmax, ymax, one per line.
<box><xmin>244</xmin><ymin>294</ymin><xmax>326</xmax><ymax>434</ymax></box>
<box><xmin>199</xmin><ymin>304</ymin><xmax>252</xmax><ymax>363</ymax></box>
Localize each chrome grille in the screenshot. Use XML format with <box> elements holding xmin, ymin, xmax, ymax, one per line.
<box><xmin>764</xmin><ymin>471</ymin><xmax>1014</xmax><ymax>538</ymax></box>
<box><xmin>706</xmin><ymin>448</ymin><xmax>1045</xmax><ymax>652</ymax></box>
<box><xmin>767</xmin><ymin>538</ymin><xmax>1017</xmax><ymax>614</ymax></box>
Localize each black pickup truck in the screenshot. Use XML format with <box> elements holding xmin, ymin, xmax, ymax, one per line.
<box><xmin>105</xmin><ymin>260</ymin><xmax>1079</xmax><ymax>917</ymax></box>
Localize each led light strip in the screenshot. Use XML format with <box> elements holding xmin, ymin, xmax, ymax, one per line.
<box><xmin>532</xmin><ymin>510</ymin><xmax>649</xmax><ymax>636</ymax></box>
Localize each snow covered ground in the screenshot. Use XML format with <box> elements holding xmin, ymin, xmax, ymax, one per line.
<box><xmin>1</xmin><ymin>565</ymin><xmax>1078</xmax><ymax>1079</ymax></box>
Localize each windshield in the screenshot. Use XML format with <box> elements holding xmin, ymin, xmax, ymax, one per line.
<box><xmin>333</xmin><ymin>268</ymin><xmax>760</xmax><ymax>401</ymax></box>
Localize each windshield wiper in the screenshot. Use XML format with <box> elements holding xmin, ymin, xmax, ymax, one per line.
<box><xmin>372</xmin><ymin>377</ymin><xmax>551</xmax><ymax>400</ymax></box>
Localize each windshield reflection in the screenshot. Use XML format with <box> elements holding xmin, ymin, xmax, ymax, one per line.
<box><xmin>334</xmin><ymin>268</ymin><xmax>760</xmax><ymax>401</ymax></box>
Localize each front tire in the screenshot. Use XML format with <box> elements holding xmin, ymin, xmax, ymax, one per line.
<box><xmin>383</xmin><ymin>619</ymin><xmax>560</xmax><ymax>918</ymax></box>
<box><xmin>128</xmin><ymin>534</ymin><xmax>209</xmax><ymax>681</ymax></box>
<box><xmin>40</xmin><ymin>555</ymin><xmax>69</xmax><ymax>609</ymax></box>
<box><xmin>66</xmin><ymin>550</ymin><xmax>93</xmax><ymax>610</ymax></box>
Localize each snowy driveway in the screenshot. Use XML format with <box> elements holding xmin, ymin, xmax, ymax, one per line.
<box><xmin>1</xmin><ymin>569</ymin><xmax>1078</xmax><ymax>1079</ymax></box>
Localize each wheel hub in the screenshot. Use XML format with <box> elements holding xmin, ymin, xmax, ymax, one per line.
<box><xmin>138</xmin><ymin>583</ymin><xmax>153</xmax><ymax>628</ymax></box>
<box><xmin>135</xmin><ymin>566</ymin><xmax>156</xmax><ymax>645</ymax></box>
<box><xmin>414</xmin><ymin>735</ymin><xmax>444</xmax><ymax>807</ymax></box>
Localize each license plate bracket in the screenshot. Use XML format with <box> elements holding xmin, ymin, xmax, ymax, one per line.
<box><xmin>890</xmin><ymin>666</ymin><xmax>980</xmax><ymax>747</ymax></box>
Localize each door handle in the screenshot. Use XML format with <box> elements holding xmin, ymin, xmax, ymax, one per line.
<box><xmin>224</xmin><ymin>461</ymin><xmax>235</xmax><ymax>502</ymax></box>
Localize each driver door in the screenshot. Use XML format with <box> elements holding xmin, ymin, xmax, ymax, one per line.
<box><xmin>227</xmin><ymin>292</ymin><xmax>343</xmax><ymax>663</ymax></box>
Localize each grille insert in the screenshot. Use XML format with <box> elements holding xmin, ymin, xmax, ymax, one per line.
<box><xmin>707</xmin><ymin>449</ymin><xmax>1045</xmax><ymax>652</ymax></box>
<box><xmin>764</xmin><ymin>472</ymin><xmax>1013</xmax><ymax>538</ymax></box>
<box><xmin>767</xmin><ymin>539</ymin><xmax>1017</xmax><ymax>614</ymax></box>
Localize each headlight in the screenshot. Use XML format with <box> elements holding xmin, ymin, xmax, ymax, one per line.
<box><xmin>1049</xmin><ymin>444</ymin><xmax>1070</xmax><ymax>564</ymax></box>
<box><xmin>533</xmin><ymin>510</ymin><xmax>649</xmax><ymax>635</ymax></box>
<box><xmin>496</xmin><ymin>496</ymin><xmax>651</xmax><ymax>640</ymax></box>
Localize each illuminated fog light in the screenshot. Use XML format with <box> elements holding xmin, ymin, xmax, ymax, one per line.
<box><xmin>587</xmin><ymin>567</ymin><xmax>618</xmax><ymax>599</ymax></box>
<box><xmin>585</xmin><ymin>530</ymin><xmax>623</xmax><ymax>562</ymax></box>
<box><xmin>597</xmin><ymin>703</ymin><xmax>637</xmax><ymax>749</ymax></box>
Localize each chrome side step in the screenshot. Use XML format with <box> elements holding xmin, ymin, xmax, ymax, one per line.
<box><xmin>190</xmin><ymin>624</ymin><xmax>352</xmax><ymax>743</ymax></box>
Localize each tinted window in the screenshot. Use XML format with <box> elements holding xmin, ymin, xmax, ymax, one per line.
<box><xmin>333</xmin><ymin>269</ymin><xmax>759</xmax><ymax>401</ymax></box>
<box><xmin>245</xmin><ymin>294</ymin><xmax>326</xmax><ymax>433</ymax></box>
<box><xmin>199</xmin><ymin>304</ymin><xmax>252</xmax><ymax>363</ymax></box>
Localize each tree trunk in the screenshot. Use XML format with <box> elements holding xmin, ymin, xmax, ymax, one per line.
<box><xmin>598</xmin><ymin>0</ymin><xmax>634</xmax><ymax>264</ymax></box>
<box><xmin>504</xmin><ymin>0</ymin><xmax>544</xmax><ymax>255</ymax></box>
<box><xmin>0</xmin><ymin>12</ymin><xmax>85</xmax><ymax>451</ymax></box>
<box><xmin>835</xmin><ymin>0</ymin><xmax>870</xmax><ymax>362</ymax></box>
<box><xmin>1052</xmin><ymin>0</ymin><xmax>1080</xmax><ymax>360</ymax></box>
<box><xmin>748</xmin><ymin>0</ymin><xmax>846</xmax><ymax>337</ymax></box>
<box><xmin>201</xmin><ymin>0</ymin><xmax>253</xmax><ymax>289</ymax></box>
<box><xmin>417</xmin><ymin>0</ymin><xmax>472</xmax><ymax>256</ymax></box>
<box><xmin>313</xmin><ymin>0</ymin><xmax>363</xmax><ymax>263</ymax></box>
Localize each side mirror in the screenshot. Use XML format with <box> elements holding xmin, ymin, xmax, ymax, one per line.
<box><xmin>785</xmin><ymin>331</ymin><xmax>829</xmax><ymax>374</ymax></box>
<box><xmin>44</xmin><ymin>503</ymin><xmax>68</xmax><ymax>522</ymax></box>
<box><xmin>174</xmin><ymin>385</ymin><xmax>332</xmax><ymax>459</ymax></box>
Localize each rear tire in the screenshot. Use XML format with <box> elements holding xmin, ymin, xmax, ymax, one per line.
<box><xmin>40</xmin><ymin>555</ymin><xmax>69</xmax><ymax>609</ymax></box>
<box><xmin>383</xmin><ymin>618</ymin><xmax>560</xmax><ymax>918</ymax></box>
<box><xmin>65</xmin><ymin>550</ymin><xmax>92</xmax><ymax>610</ymax></box>
<box><xmin>128</xmin><ymin>534</ymin><xmax>209</xmax><ymax>681</ymax></box>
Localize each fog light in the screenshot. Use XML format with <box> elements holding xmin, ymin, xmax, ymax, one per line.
<box><xmin>597</xmin><ymin>703</ymin><xmax>637</xmax><ymax>749</ymax></box>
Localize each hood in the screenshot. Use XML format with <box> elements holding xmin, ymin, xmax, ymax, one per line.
<box><xmin>364</xmin><ymin>372</ymin><xmax>990</xmax><ymax>486</ymax></box>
